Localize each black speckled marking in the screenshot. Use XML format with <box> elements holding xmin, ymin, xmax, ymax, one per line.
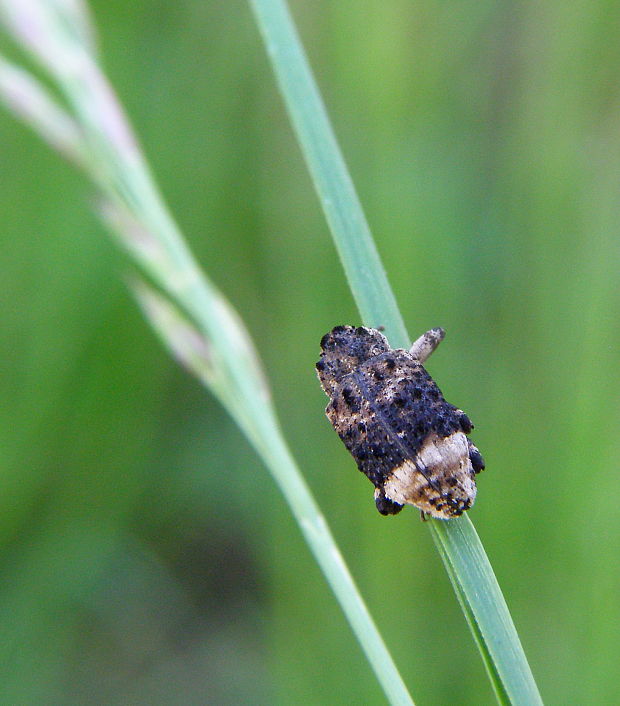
<box><xmin>316</xmin><ymin>325</ymin><xmax>485</xmax><ymax>519</ymax></box>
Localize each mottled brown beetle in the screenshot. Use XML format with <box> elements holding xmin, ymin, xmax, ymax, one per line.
<box><xmin>316</xmin><ymin>326</ymin><xmax>485</xmax><ymax>519</ymax></box>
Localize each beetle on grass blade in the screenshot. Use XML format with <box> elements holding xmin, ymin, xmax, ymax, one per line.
<box><xmin>316</xmin><ymin>325</ymin><xmax>485</xmax><ymax>519</ymax></box>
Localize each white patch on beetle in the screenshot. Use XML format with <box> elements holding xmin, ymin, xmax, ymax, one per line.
<box><xmin>382</xmin><ymin>432</ymin><xmax>477</xmax><ymax>518</ymax></box>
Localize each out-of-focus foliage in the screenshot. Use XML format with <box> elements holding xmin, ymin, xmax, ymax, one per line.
<box><xmin>1</xmin><ymin>1</ymin><xmax>619</xmax><ymax>704</ymax></box>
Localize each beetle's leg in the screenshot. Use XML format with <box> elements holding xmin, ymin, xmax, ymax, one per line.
<box><xmin>374</xmin><ymin>488</ymin><xmax>404</xmax><ymax>516</ymax></box>
<box><xmin>409</xmin><ymin>327</ymin><xmax>445</xmax><ymax>362</ymax></box>
<box><xmin>468</xmin><ymin>440</ymin><xmax>485</xmax><ymax>473</ymax></box>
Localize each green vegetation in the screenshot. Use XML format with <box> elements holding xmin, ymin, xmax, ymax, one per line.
<box><xmin>1</xmin><ymin>1</ymin><xmax>618</xmax><ymax>704</ymax></box>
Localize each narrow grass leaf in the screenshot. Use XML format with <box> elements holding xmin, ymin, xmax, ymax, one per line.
<box><xmin>248</xmin><ymin>0</ymin><xmax>543</xmax><ymax>703</ymax></box>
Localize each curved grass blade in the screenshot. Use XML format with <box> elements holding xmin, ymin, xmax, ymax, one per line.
<box><xmin>0</xmin><ymin>3</ymin><xmax>416</xmax><ymax>701</ymax></box>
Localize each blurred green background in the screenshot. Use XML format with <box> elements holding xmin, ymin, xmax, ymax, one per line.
<box><xmin>2</xmin><ymin>1</ymin><xmax>620</xmax><ymax>704</ymax></box>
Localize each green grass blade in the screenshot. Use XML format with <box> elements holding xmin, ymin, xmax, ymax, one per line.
<box><xmin>248</xmin><ymin>0</ymin><xmax>543</xmax><ymax>704</ymax></box>
<box><xmin>431</xmin><ymin>518</ymin><xmax>530</xmax><ymax>705</ymax></box>
<box><xmin>247</xmin><ymin>0</ymin><xmax>407</xmax><ymax>347</ymax></box>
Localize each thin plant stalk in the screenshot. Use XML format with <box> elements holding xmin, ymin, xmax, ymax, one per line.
<box><xmin>247</xmin><ymin>0</ymin><xmax>543</xmax><ymax>704</ymax></box>
<box><xmin>0</xmin><ymin>1</ymin><xmax>415</xmax><ymax>704</ymax></box>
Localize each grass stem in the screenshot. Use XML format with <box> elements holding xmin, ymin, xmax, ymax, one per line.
<box><xmin>248</xmin><ymin>0</ymin><xmax>543</xmax><ymax>703</ymax></box>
